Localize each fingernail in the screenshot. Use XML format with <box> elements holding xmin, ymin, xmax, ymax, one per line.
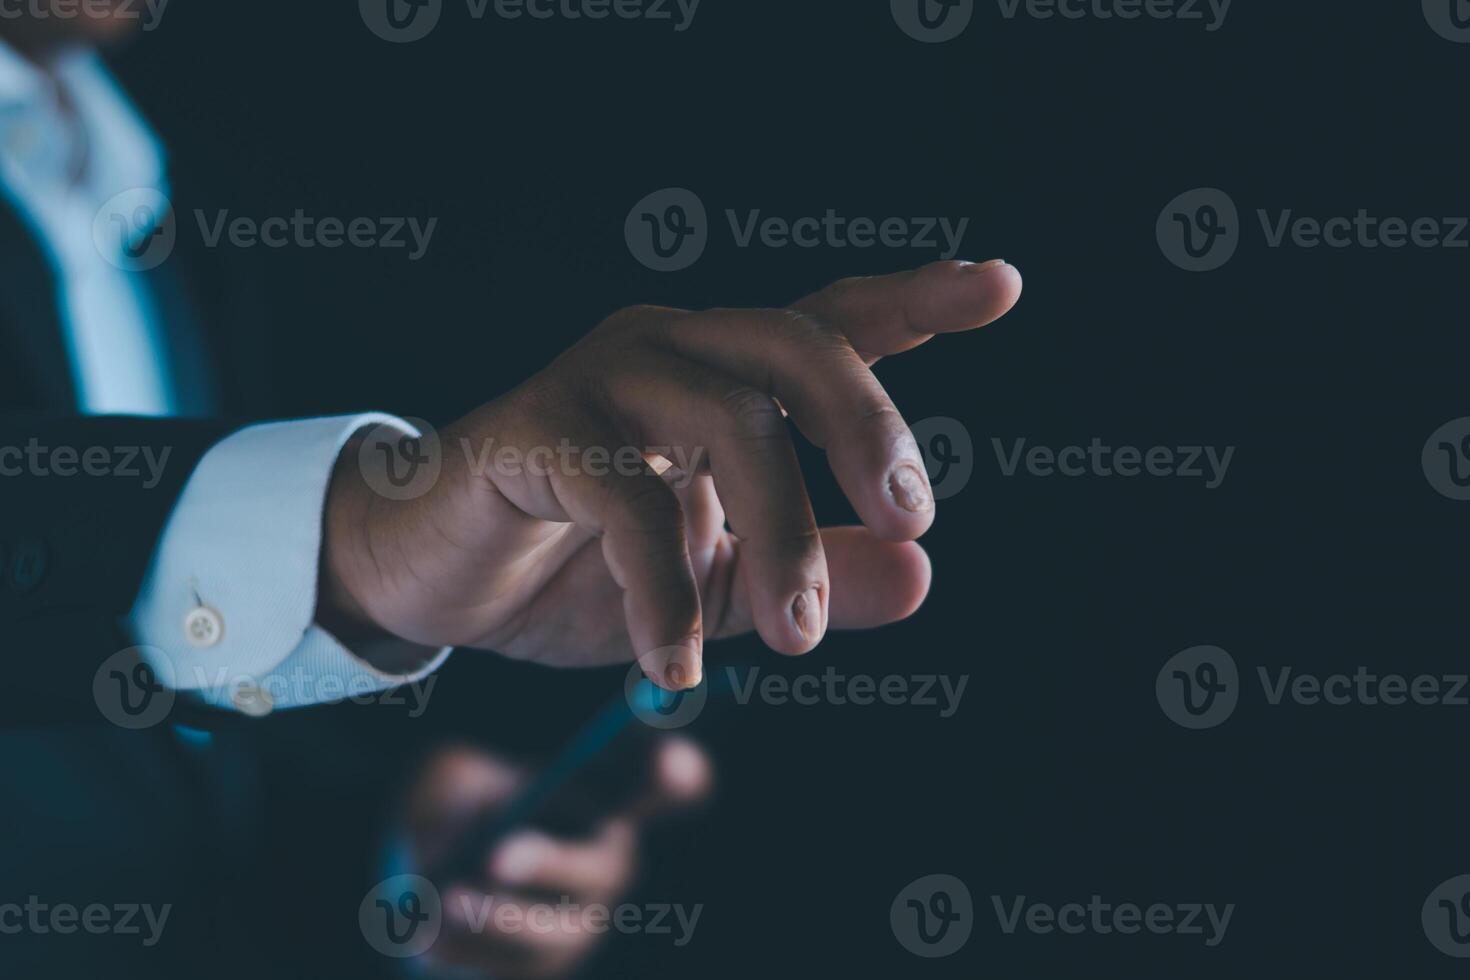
<box><xmin>791</xmin><ymin>588</ymin><xmax>821</xmax><ymax>643</ymax></box>
<box><xmin>964</xmin><ymin>258</ymin><xmax>1007</xmax><ymax>272</ymax></box>
<box><xmin>493</xmin><ymin>833</ymin><xmax>546</xmax><ymax>884</ymax></box>
<box><xmin>890</xmin><ymin>463</ymin><xmax>934</xmax><ymax>513</ymax></box>
<box><xmin>664</xmin><ymin>644</ymin><xmax>702</xmax><ymax>690</ymax></box>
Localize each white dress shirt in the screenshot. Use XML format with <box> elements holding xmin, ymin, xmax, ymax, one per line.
<box><xmin>0</xmin><ymin>41</ymin><xmax>450</xmax><ymax>715</ymax></box>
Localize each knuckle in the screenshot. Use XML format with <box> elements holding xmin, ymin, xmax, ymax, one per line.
<box><xmin>773</xmin><ymin>525</ymin><xmax>825</xmax><ymax>557</ymax></box>
<box><xmin>598</xmin><ymin>304</ymin><xmax>683</xmax><ymax>341</ymax></box>
<box><xmin>613</xmin><ymin>478</ymin><xmax>683</xmax><ymax>534</ymax></box>
<box><xmin>856</xmin><ymin>401</ymin><xmax>918</xmax><ymax>455</ymax></box>
<box><xmin>720</xmin><ymin>386</ymin><xmax>786</xmax><ymax>441</ymax></box>
<box><xmin>821</xmin><ymin>275</ymin><xmax>870</xmax><ymax>305</ymax></box>
<box><xmin>601</xmin><ymin>303</ymin><xmax>658</xmax><ymax>329</ymax></box>
<box><xmin>778</xmin><ymin>308</ymin><xmax>855</xmax><ymax>356</ymax></box>
<box><xmin>856</xmin><ymin>400</ymin><xmax>906</xmax><ymax>431</ymax></box>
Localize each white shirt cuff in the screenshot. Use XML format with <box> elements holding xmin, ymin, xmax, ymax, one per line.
<box><xmin>127</xmin><ymin>414</ymin><xmax>451</xmax><ymax>714</ymax></box>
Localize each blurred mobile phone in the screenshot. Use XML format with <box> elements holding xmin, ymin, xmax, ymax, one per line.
<box><xmin>433</xmin><ymin>667</ymin><xmax>738</xmax><ymax>880</ymax></box>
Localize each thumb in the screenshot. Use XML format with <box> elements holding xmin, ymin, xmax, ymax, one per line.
<box><xmin>404</xmin><ymin>745</ymin><xmax>526</xmax><ymax>869</ymax></box>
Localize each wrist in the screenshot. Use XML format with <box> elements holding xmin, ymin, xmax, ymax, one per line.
<box><xmin>320</xmin><ymin>440</ymin><xmax>448</xmax><ymax>675</ymax></box>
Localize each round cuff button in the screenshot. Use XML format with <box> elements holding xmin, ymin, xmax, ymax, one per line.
<box><xmin>184</xmin><ymin>605</ymin><xmax>224</xmax><ymax>649</ymax></box>
<box><xmin>230</xmin><ymin>681</ymin><xmax>274</xmax><ymax>718</ymax></box>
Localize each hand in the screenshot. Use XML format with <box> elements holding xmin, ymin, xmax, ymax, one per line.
<box><xmin>403</xmin><ymin>739</ymin><xmax>712</xmax><ymax>979</ymax></box>
<box><xmin>322</xmin><ymin>260</ymin><xmax>1022</xmax><ymax>687</ymax></box>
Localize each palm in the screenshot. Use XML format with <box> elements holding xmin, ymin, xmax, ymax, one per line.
<box><xmin>438</xmin><ymin>474</ymin><xmax>930</xmax><ymax>673</ymax></box>
<box><xmin>464</xmin><ymin>476</ymin><xmax>750</xmax><ymax>668</ymax></box>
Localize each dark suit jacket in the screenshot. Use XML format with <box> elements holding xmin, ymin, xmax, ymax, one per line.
<box><xmin>0</xmin><ymin>174</ymin><xmax>420</xmax><ymax>978</ymax></box>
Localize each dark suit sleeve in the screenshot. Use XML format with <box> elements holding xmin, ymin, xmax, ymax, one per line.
<box><xmin>0</xmin><ymin>414</ymin><xmax>237</xmax><ymax>727</ymax></box>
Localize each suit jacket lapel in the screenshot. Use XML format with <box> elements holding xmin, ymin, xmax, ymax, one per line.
<box><xmin>0</xmin><ymin>191</ymin><xmax>76</xmax><ymax>412</ymax></box>
<box><xmin>0</xmin><ymin>191</ymin><xmax>223</xmax><ymax>417</ymax></box>
<box><xmin>143</xmin><ymin>256</ymin><xmax>219</xmax><ymax>417</ymax></box>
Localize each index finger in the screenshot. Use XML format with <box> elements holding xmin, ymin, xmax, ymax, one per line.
<box><xmin>792</xmin><ymin>259</ymin><xmax>1022</xmax><ymax>362</ymax></box>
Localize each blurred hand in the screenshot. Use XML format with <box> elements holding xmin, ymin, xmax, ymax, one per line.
<box><xmin>322</xmin><ymin>260</ymin><xmax>1022</xmax><ymax>687</ymax></box>
<box><xmin>403</xmin><ymin>738</ymin><xmax>712</xmax><ymax>979</ymax></box>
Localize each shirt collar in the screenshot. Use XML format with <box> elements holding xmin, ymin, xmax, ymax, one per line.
<box><xmin>0</xmin><ymin>36</ymin><xmax>51</xmax><ymax>106</ymax></box>
<box><xmin>0</xmin><ymin>36</ymin><xmax>166</xmax><ymax>197</ymax></box>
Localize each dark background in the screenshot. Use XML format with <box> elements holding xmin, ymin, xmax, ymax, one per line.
<box><xmin>104</xmin><ymin>2</ymin><xmax>1467</xmax><ymax>975</ymax></box>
